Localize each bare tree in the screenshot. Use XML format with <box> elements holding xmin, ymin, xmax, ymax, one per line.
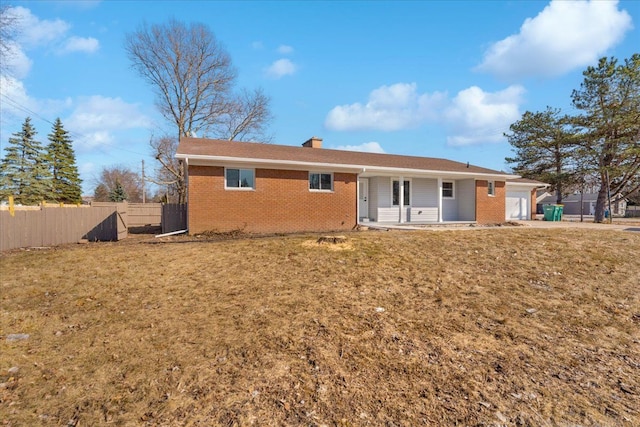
<box><xmin>0</xmin><ymin>4</ymin><xmax>20</xmax><ymax>74</ymax></box>
<box><xmin>125</xmin><ymin>19</ymin><xmax>272</xmax><ymax>204</ymax></box>
<box><xmin>149</xmin><ymin>135</ymin><xmax>185</xmax><ymax>203</ymax></box>
<box><xmin>93</xmin><ymin>166</ymin><xmax>143</xmax><ymax>203</ymax></box>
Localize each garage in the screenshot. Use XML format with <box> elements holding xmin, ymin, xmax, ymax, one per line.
<box><xmin>506</xmin><ymin>190</ymin><xmax>531</xmax><ymax>220</ymax></box>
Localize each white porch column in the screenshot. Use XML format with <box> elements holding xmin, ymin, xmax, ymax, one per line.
<box><xmin>399</xmin><ymin>177</ymin><xmax>404</xmax><ymax>223</ymax></box>
<box><xmin>437</xmin><ymin>177</ymin><xmax>443</xmax><ymax>223</ymax></box>
<box><xmin>356</xmin><ymin>175</ymin><xmax>360</xmax><ymax>223</ymax></box>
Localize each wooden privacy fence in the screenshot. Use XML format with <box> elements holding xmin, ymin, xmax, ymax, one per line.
<box><xmin>0</xmin><ymin>202</ymin><xmax>187</xmax><ymax>251</ymax></box>
<box><xmin>162</xmin><ymin>204</ymin><xmax>187</xmax><ymax>233</ymax></box>
<box><xmin>626</xmin><ymin>206</ymin><xmax>640</xmax><ymax>218</ymax></box>
<box><xmin>0</xmin><ymin>204</ymin><xmax>125</xmax><ymax>251</ymax></box>
<box><xmin>129</xmin><ymin>203</ymin><xmax>162</xmax><ymax>226</ymax></box>
<box><xmin>91</xmin><ymin>202</ymin><xmax>162</xmax><ymax>227</ymax></box>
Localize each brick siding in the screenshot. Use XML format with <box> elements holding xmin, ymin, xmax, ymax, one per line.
<box><xmin>188</xmin><ymin>166</ymin><xmax>357</xmax><ymax>234</ymax></box>
<box><xmin>530</xmin><ymin>188</ymin><xmax>537</xmax><ymax>219</ymax></box>
<box><xmin>475</xmin><ymin>180</ymin><xmax>506</xmax><ymax>224</ymax></box>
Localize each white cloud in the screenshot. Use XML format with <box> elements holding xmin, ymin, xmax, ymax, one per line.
<box><xmin>265</xmin><ymin>58</ymin><xmax>297</xmax><ymax>79</ymax></box>
<box><xmin>64</xmin><ymin>96</ymin><xmax>151</xmax><ymax>151</ymax></box>
<box><xmin>324</xmin><ymin>82</ymin><xmax>524</xmax><ymax>146</ymax></box>
<box><xmin>325</xmin><ymin>83</ymin><xmax>446</xmax><ymax>131</ymax></box>
<box><xmin>58</xmin><ymin>36</ymin><xmax>99</xmax><ymax>54</ymax></box>
<box><xmin>7</xmin><ymin>6</ymin><xmax>100</xmax><ymax>58</ymax></box>
<box><xmin>277</xmin><ymin>44</ymin><xmax>294</xmax><ymax>54</ymax></box>
<box><xmin>0</xmin><ymin>75</ymin><xmax>71</xmax><ymax>123</ymax></box>
<box><xmin>251</xmin><ymin>41</ymin><xmax>264</xmax><ymax>50</ymax></box>
<box><xmin>66</xmin><ymin>96</ymin><xmax>150</xmax><ymax>133</ymax></box>
<box><xmin>1</xmin><ymin>38</ymin><xmax>32</xmax><ymax>79</ymax></box>
<box><xmin>11</xmin><ymin>6</ymin><xmax>70</xmax><ymax>48</ymax></box>
<box><xmin>444</xmin><ymin>85</ymin><xmax>525</xmax><ymax>146</ymax></box>
<box><xmin>75</xmin><ymin>131</ymin><xmax>113</xmax><ymax>151</ymax></box>
<box><xmin>333</xmin><ymin>142</ymin><xmax>385</xmax><ymax>154</ymax></box>
<box><xmin>476</xmin><ymin>0</ymin><xmax>633</xmax><ymax>80</ymax></box>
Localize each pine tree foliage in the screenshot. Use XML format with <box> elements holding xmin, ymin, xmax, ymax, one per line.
<box><xmin>47</xmin><ymin>118</ymin><xmax>82</xmax><ymax>204</ymax></box>
<box><xmin>571</xmin><ymin>54</ymin><xmax>640</xmax><ymax>222</ymax></box>
<box><xmin>505</xmin><ymin>107</ymin><xmax>578</xmax><ymax>204</ymax></box>
<box><xmin>109</xmin><ymin>180</ymin><xmax>128</xmax><ymax>202</ymax></box>
<box><xmin>0</xmin><ymin>117</ymin><xmax>52</xmax><ymax>205</ymax></box>
<box><xmin>505</xmin><ymin>54</ymin><xmax>640</xmax><ymax>223</ymax></box>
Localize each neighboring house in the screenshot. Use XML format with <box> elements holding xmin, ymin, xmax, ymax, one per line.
<box><xmin>176</xmin><ymin>137</ymin><xmax>545</xmax><ymax>234</ymax></box>
<box><xmin>538</xmin><ymin>193</ymin><xmax>627</xmax><ymax>217</ymax></box>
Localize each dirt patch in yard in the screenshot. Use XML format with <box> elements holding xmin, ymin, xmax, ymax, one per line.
<box><xmin>1</xmin><ymin>229</ymin><xmax>639</xmax><ymax>426</ymax></box>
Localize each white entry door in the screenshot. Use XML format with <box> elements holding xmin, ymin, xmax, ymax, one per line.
<box><xmin>359</xmin><ymin>179</ymin><xmax>369</xmax><ymax>220</ymax></box>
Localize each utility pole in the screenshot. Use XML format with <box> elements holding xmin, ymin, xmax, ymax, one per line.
<box><xmin>141</xmin><ymin>159</ymin><xmax>146</xmax><ymax>203</ymax></box>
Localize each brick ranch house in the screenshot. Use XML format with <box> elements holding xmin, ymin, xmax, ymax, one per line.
<box><xmin>176</xmin><ymin>137</ymin><xmax>544</xmax><ymax>234</ymax></box>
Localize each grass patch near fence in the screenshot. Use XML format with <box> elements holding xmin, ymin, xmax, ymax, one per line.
<box><xmin>1</xmin><ymin>228</ymin><xmax>639</xmax><ymax>426</ymax></box>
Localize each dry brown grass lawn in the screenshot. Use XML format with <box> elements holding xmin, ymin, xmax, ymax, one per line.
<box><xmin>1</xmin><ymin>228</ymin><xmax>639</xmax><ymax>426</ymax></box>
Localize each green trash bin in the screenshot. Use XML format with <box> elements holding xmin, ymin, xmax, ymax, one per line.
<box><xmin>543</xmin><ymin>205</ymin><xmax>555</xmax><ymax>221</ymax></box>
<box><xmin>554</xmin><ymin>205</ymin><xmax>564</xmax><ymax>221</ymax></box>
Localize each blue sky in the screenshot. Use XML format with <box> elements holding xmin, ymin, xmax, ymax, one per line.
<box><xmin>1</xmin><ymin>0</ymin><xmax>638</xmax><ymax>194</ymax></box>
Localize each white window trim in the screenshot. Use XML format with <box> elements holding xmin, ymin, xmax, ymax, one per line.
<box><xmin>442</xmin><ymin>181</ymin><xmax>455</xmax><ymax>199</ymax></box>
<box><xmin>224</xmin><ymin>167</ymin><xmax>255</xmax><ymax>190</ymax></box>
<box><xmin>309</xmin><ymin>172</ymin><xmax>333</xmax><ymax>192</ymax></box>
<box><xmin>391</xmin><ymin>178</ymin><xmax>412</xmax><ymax>207</ymax></box>
<box><xmin>488</xmin><ymin>180</ymin><xmax>496</xmax><ymax>197</ymax></box>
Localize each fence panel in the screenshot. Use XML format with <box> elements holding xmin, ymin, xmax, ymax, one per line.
<box><xmin>128</xmin><ymin>203</ymin><xmax>162</xmax><ymax>227</ymax></box>
<box><xmin>626</xmin><ymin>206</ymin><xmax>640</xmax><ymax>218</ymax></box>
<box><xmin>0</xmin><ymin>205</ymin><xmax>119</xmax><ymax>251</ymax></box>
<box><xmin>162</xmin><ymin>204</ymin><xmax>187</xmax><ymax>234</ymax></box>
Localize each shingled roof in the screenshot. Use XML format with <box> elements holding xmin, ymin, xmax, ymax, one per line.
<box><xmin>176</xmin><ymin>137</ymin><xmax>515</xmax><ymax>178</ymax></box>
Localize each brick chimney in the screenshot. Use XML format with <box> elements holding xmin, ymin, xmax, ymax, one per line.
<box><xmin>302</xmin><ymin>136</ymin><xmax>323</xmax><ymax>148</ymax></box>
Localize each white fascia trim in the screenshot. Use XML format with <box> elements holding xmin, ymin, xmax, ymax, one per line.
<box><xmin>506</xmin><ymin>181</ymin><xmax>548</xmax><ymax>188</ymax></box>
<box><xmin>177</xmin><ymin>153</ymin><xmax>519</xmax><ymax>180</ymax></box>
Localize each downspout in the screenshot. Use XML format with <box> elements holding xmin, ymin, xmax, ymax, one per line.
<box><xmin>357</xmin><ymin>168</ymin><xmax>366</xmax><ymax>225</ymax></box>
<box><xmin>185</xmin><ymin>157</ymin><xmax>189</xmax><ymax>233</ymax></box>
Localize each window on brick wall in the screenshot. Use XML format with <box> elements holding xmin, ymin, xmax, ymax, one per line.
<box><xmin>488</xmin><ymin>180</ymin><xmax>495</xmax><ymax>196</ymax></box>
<box><xmin>442</xmin><ymin>181</ymin><xmax>455</xmax><ymax>198</ymax></box>
<box><xmin>225</xmin><ymin>168</ymin><xmax>255</xmax><ymax>189</ymax></box>
<box><xmin>309</xmin><ymin>172</ymin><xmax>333</xmax><ymax>191</ymax></box>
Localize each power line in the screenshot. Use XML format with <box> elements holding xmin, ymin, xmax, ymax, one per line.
<box><xmin>0</xmin><ymin>93</ymin><xmax>151</xmax><ymax>159</ymax></box>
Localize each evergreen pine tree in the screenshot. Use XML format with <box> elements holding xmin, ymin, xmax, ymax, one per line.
<box><xmin>47</xmin><ymin>118</ymin><xmax>82</xmax><ymax>203</ymax></box>
<box><xmin>0</xmin><ymin>117</ymin><xmax>52</xmax><ymax>205</ymax></box>
<box><xmin>109</xmin><ymin>180</ymin><xmax>128</xmax><ymax>202</ymax></box>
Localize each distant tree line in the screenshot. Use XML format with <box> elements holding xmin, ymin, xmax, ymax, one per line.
<box><xmin>505</xmin><ymin>54</ymin><xmax>640</xmax><ymax>222</ymax></box>
<box><xmin>0</xmin><ymin>117</ymin><xmax>83</xmax><ymax>205</ymax></box>
<box><xmin>92</xmin><ymin>166</ymin><xmax>144</xmax><ymax>203</ymax></box>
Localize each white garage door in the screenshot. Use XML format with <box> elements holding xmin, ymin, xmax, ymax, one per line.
<box><xmin>506</xmin><ymin>191</ymin><xmax>530</xmax><ymax>220</ymax></box>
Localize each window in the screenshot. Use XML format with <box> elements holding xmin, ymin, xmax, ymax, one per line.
<box><xmin>442</xmin><ymin>181</ymin><xmax>454</xmax><ymax>198</ymax></box>
<box><xmin>225</xmin><ymin>168</ymin><xmax>254</xmax><ymax>189</ymax></box>
<box><xmin>309</xmin><ymin>172</ymin><xmax>333</xmax><ymax>191</ymax></box>
<box><xmin>488</xmin><ymin>180</ymin><xmax>495</xmax><ymax>196</ymax></box>
<box><xmin>392</xmin><ymin>180</ymin><xmax>410</xmax><ymax>206</ymax></box>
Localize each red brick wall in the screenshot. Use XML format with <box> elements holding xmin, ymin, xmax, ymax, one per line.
<box><xmin>187</xmin><ymin>166</ymin><xmax>357</xmax><ymax>234</ymax></box>
<box><xmin>475</xmin><ymin>180</ymin><xmax>506</xmax><ymax>224</ymax></box>
<box><xmin>530</xmin><ymin>188</ymin><xmax>537</xmax><ymax>219</ymax></box>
